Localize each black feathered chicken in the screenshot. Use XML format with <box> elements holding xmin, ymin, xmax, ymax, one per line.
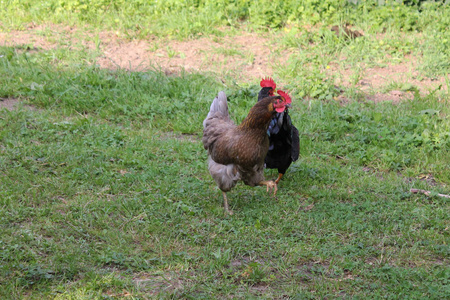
<box><xmin>258</xmin><ymin>78</ymin><xmax>300</xmax><ymax>184</ymax></box>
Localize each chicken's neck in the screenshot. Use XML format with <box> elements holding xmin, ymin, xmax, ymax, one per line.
<box><xmin>238</xmin><ymin>109</ymin><xmax>273</xmax><ymax>131</ymax></box>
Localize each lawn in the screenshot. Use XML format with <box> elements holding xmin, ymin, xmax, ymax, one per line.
<box><xmin>0</xmin><ymin>1</ymin><xmax>449</xmax><ymax>299</ymax></box>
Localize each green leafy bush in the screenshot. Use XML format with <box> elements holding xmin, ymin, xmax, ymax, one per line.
<box><xmin>3</xmin><ymin>0</ymin><xmax>448</xmax><ymax>37</ymax></box>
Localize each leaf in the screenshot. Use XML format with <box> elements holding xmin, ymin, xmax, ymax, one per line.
<box><xmin>254</xmin><ymin>219</ymin><xmax>261</xmax><ymax>230</ymax></box>
<box><xmin>373</xmin><ymin>112</ymin><xmax>382</xmax><ymax>123</ymax></box>
<box><xmin>30</xmin><ymin>82</ymin><xmax>44</xmax><ymax>91</ymax></box>
<box><xmin>419</xmin><ymin>109</ymin><xmax>439</xmax><ymax>115</ymax></box>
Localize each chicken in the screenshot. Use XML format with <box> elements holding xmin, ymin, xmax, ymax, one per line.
<box><xmin>258</xmin><ymin>78</ymin><xmax>300</xmax><ymax>184</ymax></box>
<box><xmin>258</xmin><ymin>77</ymin><xmax>277</xmax><ymax>99</ymax></box>
<box><xmin>202</xmin><ymin>91</ymin><xmax>289</xmax><ymax>214</ymax></box>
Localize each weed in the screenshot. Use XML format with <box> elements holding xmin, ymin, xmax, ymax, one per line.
<box><xmin>166</xmin><ymin>46</ymin><xmax>179</xmax><ymax>59</ymax></box>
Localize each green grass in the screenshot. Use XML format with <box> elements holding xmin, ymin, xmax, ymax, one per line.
<box><xmin>1</xmin><ymin>1</ymin><xmax>450</xmax><ymax>299</ymax></box>
<box><xmin>2</xmin><ymin>1</ymin><xmax>449</xmax><ymax>38</ymax></box>
<box><xmin>1</xmin><ymin>44</ymin><xmax>449</xmax><ymax>299</ymax></box>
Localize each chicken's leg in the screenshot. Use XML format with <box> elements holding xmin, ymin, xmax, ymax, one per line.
<box><xmin>274</xmin><ymin>173</ymin><xmax>284</xmax><ymax>184</ymax></box>
<box><xmin>222</xmin><ymin>191</ymin><xmax>233</xmax><ymax>215</ymax></box>
<box><xmin>259</xmin><ymin>180</ymin><xmax>278</xmax><ymax>195</ymax></box>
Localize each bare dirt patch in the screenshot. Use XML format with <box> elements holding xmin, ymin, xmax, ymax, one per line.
<box><xmin>331</xmin><ymin>59</ymin><xmax>448</xmax><ymax>102</ymax></box>
<box><xmin>0</xmin><ymin>24</ymin><xmax>56</xmax><ymax>50</ymax></box>
<box><xmin>1</xmin><ymin>24</ymin><xmax>284</xmax><ymax>79</ymax></box>
<box><xmin>94</xmin><ymin>32</ymin><xmax>288</xmax><ymax>81</ymax></box>
<box><xmin>1</xmin><ymin>24</ymin><xmax>448</xmax><ymax>102</ymax></box>
<box><xmin>0</xmin><ymin>97</ymin><xmax>21</xmax><ymax>111</ymax></box>
<box><xmin>0</xmin><ymin>97</ymin><xmax>38</xmax><ymax>111</ymax></box>
<box><xmin>133</xmin><ymin>272</ymin><xmax>185</xmax><ymax>296</ymax></box>
<box><xmin>366</xmin><ymin>90</ymin><xmax>414</xmax><ymax>103</ymax></box>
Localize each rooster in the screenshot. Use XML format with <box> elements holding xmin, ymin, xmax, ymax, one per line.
<box><xmin>259</xmin><ymin>78</ymin><xmax>300</xmax><ymax>184</ymax></box>
<box><xmin>258</xmin><ymin>77</ymin><xmax>277</xmax><ymax>99</ymax></box>
<box><xmin>203</xmin><ymin>91</ymin><xmax>290</xmax><ymax>215</ymax></box>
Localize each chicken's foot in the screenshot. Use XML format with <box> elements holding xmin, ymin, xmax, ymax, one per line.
<box><xmin>259</xmin><ymin>180</ymin><xmax>278</xmax><ymax>196</ymax></box>
<box><xmin>222</xmin><ymin>191</ymin><xmax>234</xmax><ymax>215</ymax></box>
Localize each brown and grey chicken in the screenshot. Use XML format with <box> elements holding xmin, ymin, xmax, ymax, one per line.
<box><xmin>202</xmin><ymin>91</ymin><xmax>289</xmax><ymax>214</ymax></box>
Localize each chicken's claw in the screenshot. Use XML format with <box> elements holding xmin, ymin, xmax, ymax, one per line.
<box><xmin>260</xmin><ymin>180</ymin><xmax>278</xmax><ymax>196</ymax></box>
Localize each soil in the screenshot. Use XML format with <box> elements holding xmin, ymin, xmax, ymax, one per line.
<box><xmin>0</xmin><ymin>24</ymin><xmax>448</xmax><ymax>111</ymax></box>
<box><xmin>0</xmin><ymin>24</ymin><xmax>285</xmax><ymax>79</ymax></box>
<box><xmin>0</xmin><ymin>97</ymin><xmax>36</xmax><ymax>111</ymax></box>
<box><xmin>331</xmin><ymin>59</ymin><xmax>447</xmax><ymax>101</ymax></box>
<box><xmin>0</xmin><ymin>97</ymin><xmax>21</xmax><ymax>111</ymax></box>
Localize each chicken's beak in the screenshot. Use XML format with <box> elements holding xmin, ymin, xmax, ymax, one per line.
<box><xmin>285</xmin><ymin>103</ymin><xmax>292</xmax><ymax>108</ymax></box>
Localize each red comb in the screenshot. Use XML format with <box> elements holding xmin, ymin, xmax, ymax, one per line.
<box><xmin>277</xmin><ymin>90</ymin><xmax>292</xmax><ymax>104</ymax></box>
<box><xmin>260</xmin><ymin>77</ymin><xmax>276</xmax><ymax>90</ymax></box>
